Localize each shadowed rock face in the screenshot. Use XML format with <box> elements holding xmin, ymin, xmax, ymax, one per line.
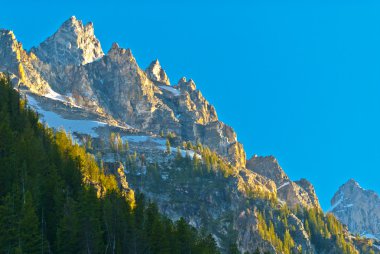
<box><xmin>330</xmin><ymin>179</ymin><xmax>380</xmax><ymax>239</ymax></box>
<box><xmin>246</xmin><ymin>155</ymin><xmax>320</xmax><ymax>209</ymax></box>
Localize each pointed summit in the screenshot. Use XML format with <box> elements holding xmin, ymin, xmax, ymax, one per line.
<box><xmin>31</xmin><ymin>16</ymin><xmax>104</xmax><ymax>66</ymax></box>
<box><xmin>107</xmin><ymin>43</ymin><xmax>135</xmax><ymax>65</ymax></box>
<box><xmin>146</xmin><ymin>59</ymin><xmax>170</xmax><ymax>85</ymax></box>
<box><xmin>177</xmin><ymin>76</ymin><xmax>196</xmax><ymax>91</ymax></box>
<box><xmin>344</xmin><ymin>178</ymin><xmax>360</xmax><ymax>187</ymax></box>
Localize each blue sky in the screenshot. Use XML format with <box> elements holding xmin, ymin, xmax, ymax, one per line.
<box><xmin>2</xmin><ymin>0</ymin><xmax>380</xmax><ymax>210</ymax></box>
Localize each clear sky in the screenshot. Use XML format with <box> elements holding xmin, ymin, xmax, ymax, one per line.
<box><xmin>2</xmin><ymin>0</ymin><xmax>380</xmax><ymax>210</ymax></box>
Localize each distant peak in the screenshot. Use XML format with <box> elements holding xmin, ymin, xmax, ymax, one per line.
<box><xmin>343</xmin><ymin>179</ymin><xmax>360</xmax><ymax>188</ymax></box>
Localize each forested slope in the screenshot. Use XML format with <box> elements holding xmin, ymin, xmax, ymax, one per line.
<box><xmin>0</xmin><ymin>77</ymin><xmax>219</xmax><ymax>253</ymax></box>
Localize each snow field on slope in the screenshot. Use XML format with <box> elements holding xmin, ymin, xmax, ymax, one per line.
<box><xmin>27</xmin><ymin>95</ymin><xmax>106</xmax><ymax>137</ymax></box>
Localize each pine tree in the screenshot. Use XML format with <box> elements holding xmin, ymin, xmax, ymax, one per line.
<box><xmin>0</xmin><ymin>194</ymin><xmax>18</xmax><ymax>252</ymax></box>
<box><xmin>124</xmin><ymin>140</ymin><xmax>129</xmax><ymax>152</ymax></box>
<box><xmin>117</xmin><ymin>133</ymin><xmax>123</xmax><ymax>153</ymax></box>
<box><xmin>56</xmin><ymin>197</ymin><xmax>80</xmax><ymax>253</ymax></box>
<box><xmin>166</xmin><ymin>138</ymin><xmax>171</xmax><ymax>154</ymax></box>
<box><xmin>176</xmin><ymin>146</ymin><xmax>182</xmax><ymax>163</ymax></box>
<box><xmin>19</xmin><ymin>191</ymin><xmax>43</xmax><ymax>253</ymax></box>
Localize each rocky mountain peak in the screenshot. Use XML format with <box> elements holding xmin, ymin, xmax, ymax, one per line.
<box><xmin>0</xmin><ymin>29</ymin><xmax>22</xmax><ymax>73</ymax></box>
<box><xmin>146</xmin><ymin>59</ymin><xmax>170</xmax><ymax>85</ymax></box>
<box><xmin>0</xmin><ymin>29</ymin><xmax>51</xmax><ymax>93</ymax></box>
<box><xmin>246</xmin><ymin>155</ymin><xmax>320</xmax><ymax>209</ymax></box>
<box><xmin>177</xmin><ymin>77</ymin><xmax>196</xmax><ymax>92</ymax></box>
<box><xmin>330</xmin><ymin>179</ymin><xmax>380</xmax><ymax>239</ymax></box>
<box><xmin>344</xmin><ymin>178</ymin><xmax>361</xmax><ymax>188</ymax></box>
<box><xmin>107</xmin><ymin>43</ymin><xmax>134</xmax><ymax>61</ymax></box>
<box><xmin>0</xmin><ymin>29</ymin><xmax>15</xmax><ymax>40</ymax></box>
<box><xmin>31</xmin><ymin>16</ymin><xmax>104</xmax><ymax>66</ymax></box>
<box><xmin>246</xmin><ymin>155</ymin><xmax>288</xmax><ymax>183</ymax></box>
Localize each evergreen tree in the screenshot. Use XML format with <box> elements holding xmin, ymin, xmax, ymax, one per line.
<box><xmin>124</xmin><ymin>140</ymin><xmax>129</xmax><ymax>152</ymax></box>
<box><xmin>166</xmin><ymin>138</ymin><xmax>171</xmax><ymax>154</ymax></box>
<box><xmin>19</xmin><ymin>191</ymin><xmax>43</xmax><ymax>253</ymax></box>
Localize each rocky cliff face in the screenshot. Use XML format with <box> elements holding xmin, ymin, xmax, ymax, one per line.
<box><xmin>0</xmin><ymin>16</ymin><xmax>246</xmax><ymax>168</ymax></box>
<box><xmin>31</xmin><ymin>16</ymin><xmax>104</xmax><ymax>66</ymax></box>
<box><xmin>330</xmin><ymin>179</ymin><xmax>380</xmax><ymax>239</ymax></box>
<box><xmin>246</xmin><ymin>155</ymin><xmax>320</xmax><ymax>209</ymax></box>
<box><xmin>0</xmin><ymin>29</ymin><xmax>50</xmax><ymax>93</ymax></box>
<box><xmin>146</xmin><ymin>59</ymin><xmax>170</xmax><ymax>86</ymax></box>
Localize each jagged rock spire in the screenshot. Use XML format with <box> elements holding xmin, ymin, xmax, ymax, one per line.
<box><xmin>0</xmin><ymin>29</ymin><xmax>51</xmax><ymax>93</ymax></box>
<box><xmin>31</xmin><ymin>16</ymin><xmax>104</xmax><ymax>66</ymax></box>
<box><xmin>146</xmin><ymin>59</ymin><xmax>170</xmax><ymax>86</ymax></box>
<box><xmin>177</xmin><ymin>77</ymin><xmax>196</xmax><ymax>92</ymax></box>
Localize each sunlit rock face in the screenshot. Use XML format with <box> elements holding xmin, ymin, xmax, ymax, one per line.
<box><xmin>246</xmin><ymin>155</ymin><xmax>320</xmax><ymax>209</ymax></box>
<box><xmin>31</xmin><ymin>16</ymin><xmax>104</xmax><ymax>66</ymax></box>
<box><xmin>146</xmin><ymin>59</ymin><xmax>170</xmax><ymax>86</ymax></box>
<box><xmin>330</xmin><ymin>179</ymin><xmax>380</xmax><ymax>239</ymax></box>
<box><xmin>0</xmin><ymin>16</ymin><xmax>246</xmax><ymax>167</ymax></box>
<box><xmin>0</xmin><ymin>29</ymin><xmax>50</xmax><ymax>93</ymax></box>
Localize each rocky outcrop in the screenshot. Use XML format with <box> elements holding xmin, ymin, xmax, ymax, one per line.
<box><xmin>330</xmin><ymin>179</ymin><xmax>380</xmax><ymax>239</ymax></box>
<box><xmin>295</xmin><ymin>178</ymin><xmax>320</xmax><ymax>208</ymax></box>
<box><xmin>146</xmin><ymin>59</ymin><xmax>170</xmax><ymax>86</ymax></box>
<box><xmin>31</xmin><ymin>16</ymin><xmax>104</xmax><ymax>66</ymax></box>
<box><xmin>246</xmin><ymin>155</ymin><xmax>320</xmax><ymax>209</ymax></box>
<box><xmin>0</xmin><ymin>29</ymin><xmax>50</xmax><ymax>93</ymax></box>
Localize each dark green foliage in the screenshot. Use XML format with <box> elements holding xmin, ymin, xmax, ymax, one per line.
<box><xmin>173</xmin><ymin>141</ymin><xmax>236</xmax><ymax>179</ymax></box>
<box><xmin>0</xmin><ymin>77</ymin><xmax>219</xmax><ymax>253</ymax></box>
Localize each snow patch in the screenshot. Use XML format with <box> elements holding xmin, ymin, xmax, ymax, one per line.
<box><xmin>122</xmin><ymin>135</ymin><xmax>166</xmax><ymax>146</ymax></box>
<box><xmin>44</xmin><ymin>88</ymin><xmax>67</xmax><ymax>102</ymax></box>
<box><xmin>159</xmin><ymin>85</ymin><xmax>180</xmax><ymax>96</ymax></box>
<box><xmin>27</xmin><ymin>95</ymin><xmax>106</xmax><ymax>137</ymax></box>
<box><xmin>361</xmin><ymin>233</ymin><xmax>379</xmax><ymax>240</ymax></box>
<box><xmin>328</xmin><ymin>193</ymin><xmax>344</xmax><ymax>212</ymax></box>
<box><xmin>157</xmin><ymin>146</ymin><xmax>201</xmax><ymax>159</ymax></box>
<box><xmin>277</xmin><ymin>182</ymin><xmax>290</xmax><ymax>190</ymax></box>
<box><xmin>122</xmin><ymin>135</ymin><xmax>201</xmax><ymax>159</ymax></box>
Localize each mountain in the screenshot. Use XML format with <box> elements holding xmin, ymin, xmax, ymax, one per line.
<box><xmin>0</xmin><ymin>78</ymin><xmax>219</xmax><ymax>253</ymax></box>
<box><xmin>0</xmin><ymin>16</ymin><xmax>379</xmax><ymax>253</ymax></box>
<box><xmin>330</xmin><ymin>179</ymin><xmax>380</xmax><ymax>241</ymax></box>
